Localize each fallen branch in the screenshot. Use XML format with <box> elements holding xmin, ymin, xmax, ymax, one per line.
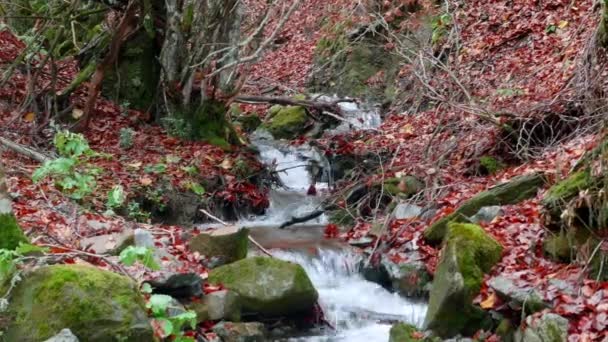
<box><xmin>235</xmin><ymin>95</ymin><xmax>347</xmax><ymax>116</ymax></box>
<box><xmin>0</xmin><ymin>136</ymin><xmax>51</xmax><ymax>163</ymax></box>
<box><xmin>199</xmin><ymin>209</ymin><xmax>273</xmax><ymax>257</ymax></box>
<box><xmin>279</xmin><ymin>210</ymin><xmax>325</xmax><ymax>229</ymax></box>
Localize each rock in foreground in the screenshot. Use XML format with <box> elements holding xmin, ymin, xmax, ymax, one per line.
<box><xmin>5</xmin><ymin>264</ymin><xmax>153</xmax><ymax>341</ymax></box>
<box><xmin>208</xmin><ymin>257</ymin><xmax>318</xmax><ymax>316</ymax></box>
<box><xmin>424</xmin><ymin>223</ymin><xmax>503</xmax><ymax>337</ymax></box>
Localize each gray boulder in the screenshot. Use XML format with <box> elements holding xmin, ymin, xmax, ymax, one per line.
<box><xmin>515</xmin><ymin>313</ymin><xmax>568</xmax><ymax>342</ymax></box>
<box><xmin>43</xmin><ymin>329</ymin><xmax>79</xmax><ymax>342</ymax></box>
<box><xmin>208</xmin><ymin>257</ymin><xmax>318</xmax><ymax>316</ymax></box>
<box><xmin>188</xmin><ymin>290</ymin><xmax>241</xmax><ymax>322</ymax></box>
<box><xmin>212</xmin><ymin>322</ymin><xmax>266</xmax><ymax>342</ymax></box>
<box><xmin>189</xmin><ymin>226</ymin><xmax>249</xmax><ymax>267</ymax></box>
<box><xmin>488</xmin><ymin>276</ymin><xmax>549</xmax><ymax>314</ymax></box>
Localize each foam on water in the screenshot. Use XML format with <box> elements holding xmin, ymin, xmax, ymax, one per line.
<box><xmin>273</xmin><ymin>249</ymin><xmax>427</xmax><ymax>342</ymax></box>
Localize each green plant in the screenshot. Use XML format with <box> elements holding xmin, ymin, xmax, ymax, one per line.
<box><xmin>182</xmin><ymin>181</ymin><xmax>205</xmax><ymax>196</ymax></box>
<box><xmin>106</xmin><ymin>185</ymin><xmax>126</xmax><ymax>209</ymax></box>
<box><xmin>118</xmin><ymin>246</ymin><xmax>160</xmax><ymax>270</ymax></box>
<box><xmin>119</xmin><ymin>128</ymin><xmax>135</xmax><ymax>150</ymax></box>
<box><xmin>431</xmin><ymin>13</ymin><xmax>452</xmax><ymax>45</ymax></box>
<box><xmin>127</xmin><ymin>202</ymin><xmax>151</xmax><ymax>222</ymax></box>
<box><xmin>0</xmin><ymin>243</ymin><xmax>48</xmax><ymax>312</ymax></box>
<box><xmin>144</xmin><ymin>163</ymin><xmax>167</xmax><ymax>174</ymax></box>
<box><xmin>32</xmin><ymin>131</ymin><xmax>103</xmax><ymax>199</ymax></box>
<box><xmin>146</xmin><ymin>294</ymin><xmax>197</xmax><ymax>341</ymax></box>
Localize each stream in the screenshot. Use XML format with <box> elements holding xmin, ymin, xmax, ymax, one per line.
<box><xmin>234</xmin><ymin>101</ymin><xmax>427</xmax><ymax>341</ymax></box>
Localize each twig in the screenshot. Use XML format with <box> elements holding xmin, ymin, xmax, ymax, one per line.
<box><xmin>0</xmin><ymin>136</ymin><xmax>51</xmax><ymax>163</ymax></box>
<box><xmin>199</xmin><ymin>209</ymin><xmax>273</xmax><ymax>257</ymax></box>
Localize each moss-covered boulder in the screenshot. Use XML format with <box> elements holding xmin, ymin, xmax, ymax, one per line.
<box><xmin>541</xmin><ymin>170</ymin><xmax>597</xmax><ymax>229</ymax></box>
<box><xmin>0</xmin><ymin>213</ymin><xmax>28</xmax><ymax>250</ymax></box>
<box><xmin>265</xmin><ymin>106</ymin><xmax>310</xmax><ymax>139</ymax></box>
<box><xmin>189</xmin><ymin>227</ymin><xmax>249</xmax><ymax>267</ymax></box>
<box><xmin>381</xmin><ymin>176</ymin><xmax>425</xmax><ymax>197</ymax></box>
<box><xmin>207</xmin><ymin>257</ymin><xmax>318</xmax><ymax>317</ymax></box>
<box><xmin>542</xmin><ymin>230</ymin><xmax>575</xmax><ymax>262</ymax></box>
<box><xmin>424</xmin><ymin>173</ymin><xmax>545</xmax><ymax>243</ymax></box>
<box><xmin>424</xmin><ymin>223</ymin><xmax>503</xmax><ymax>337</ymax></box>
<box><xmin>4</xmin><ymin>264</ymin><xmax>153</xmax><ymax>341</ymax></box>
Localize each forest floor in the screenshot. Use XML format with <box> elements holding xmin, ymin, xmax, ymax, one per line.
<box><xmin>1</xmin><ymin>0</ymin><xmax>608</xmax><ymax>340</ymax></box>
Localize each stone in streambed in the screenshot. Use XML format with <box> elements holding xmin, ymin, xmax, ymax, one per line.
<box><xmin>4</xmin><ymin>264</ymin><xmax>153</xmax><ymax>341</ymax></box>
<box><xmin>212</xmin><ymin>322</ymin><xmax>266</xmax><ymax>342</ymax></box>
<box><xmin>424</xmin><ymin>173</ymin><xmax>545</xmax><ymax>243</ymax></box>
<box><xmin>207</xmin><ymin>257</ymin><xmax>318</xmax><ymax>317</ymax></box>
<box><xmin>488</xmin><ymin>276</ymin><xmax>549</xmax><ymax>314</ymax></box>
<box><xmin>515</xmin><ymin>312</ymin><xmax>568</xmax><ymax>342</ymax></box>
<box><xmin>188</xmin><ymin>289</ymin><xmax>241</xmax><ymax>322</ymax></box>
<box><xmin>189</xmin><ymin>226</ymin><xmax>249</xmax><ymax>267</ymax></box>
<box><xmin>265</xmin><ymin>106</ymin><xmax>309</xmax><ymax>139</ymax></box>
<box><xmin>146</xmin><ymin>272</ymin><xmax>203</xmax><ymax>299</ymax></box>
<box><xmin>424</xmin><ymin>222</ymin><xmax>503</xmax><ymax>337</ymax></box>
<box><xmin>43</xmin><ymin>329</ymin><xmax>79</xmax><ymax>342</ymax></box>
<box><xmin>389</xmin><ymin>323</ymin><xmax>426</xmax><ymax>342</ymax></box>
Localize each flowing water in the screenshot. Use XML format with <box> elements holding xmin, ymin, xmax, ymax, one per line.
<box><xmin>238</xmin><ymin>100</ymin><xmax>427</xmax><ymax>341</ymax></box>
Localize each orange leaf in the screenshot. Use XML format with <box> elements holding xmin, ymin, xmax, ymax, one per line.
<box><xmin>480</xmin><ymin>292</ymin><xmax>498</xmax><ymax>309</ymax></box>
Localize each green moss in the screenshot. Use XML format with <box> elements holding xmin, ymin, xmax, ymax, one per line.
<box><xmin>208</xmin><ymin>257</ymin><xmax>318</xmax><ymax>316</ymax></box>
<box><xmin>6</xmin><ymin>265</ymin><xmax>152</xmax><ymax>341</ymax></box>
<box><xmin>381</xmin><ymin>176</ymin><xmax>424</xmax><ymax>197</ymax></box>
<box><xmin>189</xmin><ymin>228</ymin><xmax>249</xmax><ymax>265</ymax></box>
<box><xmin>265</xmin><ymin>106</ymin><xmax>309</xmax><ymax>139</ymax></box>
<box><xmin>235</xmin><ymin>114</ymin><xmax>262</xmax><ymax>133</ymax></box>
<box><xmin>424</xmin><ymin>223</ymin><xmax>501</xmax><ymax>337</ymax></box>
<box><xmin>0</xmin><ymin>213</ymin><xmax>28</xmax><ymax>250</ymax></box>
<box><xmin>542</xmin><ymin>171</ymin><xmax>595</xmax><ymax>225</ymax></box>
<box><xmin>103</xmin><ymin>30</ymin><xmax>160</xmax><ymax>110</ymax></box>
<box><xmin>389</xmin><ymin>323</ymin><xmax>421</xmax><ymax>342</ymax></box>
<box><xmin>543</xmin><ymin>231</ymin><xmax>573</xmax><ymax>262</ymax></box>
<box><xmin>425</xmin><ymin>173</ymin><xmax>545</xmax><ymax>243</ymax></box>
<box><xmin>447</xmin><ymin>222</ymin><xmax>503</xmax><ymax>295</ymax></box>
<box><xmin>479</xmin><ymin>156</ymin><xmax>503</xmax><ymax>175</ymax></box>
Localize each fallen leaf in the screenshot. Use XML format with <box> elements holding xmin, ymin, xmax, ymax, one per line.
<box><xmin>480</xmin><ymin>292</ymin><xmax>498</xmax><ymax>309</ymax></box>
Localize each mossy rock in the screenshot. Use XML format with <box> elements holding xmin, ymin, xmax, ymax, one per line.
<box><xmin>189</xmin><ymin>227</ymin><xmax>249</xmax><ymax>266</ymax></box>
<box><xmin>479</xmin><ymin>156</ymin><xmax>504</xmax><ymax>175</ymax></box>
<box><xmin>207</xmin><ymin>257</ymin><xmax>318</xmax><ymax>317</ymax></box>
<box><xmin>381</xmin><ymin>176</ymin><xmax>425</xmax><ymax>197</ymax></box>
<box><xmin>4</xmin><ymin>264</ymin><xmax>153</xmax><ymax>341</ymax></box>
<box><xmin>424</xmin><ymin>173</ymin><xmax>545</xmax><ymax>243</ymax></box>
<box><xmin>389</xmin><ymin>323</ymin><xmax>426</xmax><ymax>342</ymax></box>
<box><xmin>541</xmin><ymin>170</ymin><xmax>597</xmax><ymax>228</ymax></box>
<box><xmin>424</xmin><ymin>223</ymin><xmax>502</xmax><ymax>337</ymax></box>
<box><xmin>543</xmin><ymin>230</ymin><xmax>574</xmax><ymax>262</ymax></box>
<box><xmin>0</xmin><ymin>213</ymin><xmax>28</xmax><ymax>250</ymax></box>
<box><xmin>235</xmin><ymin>114</ymin><xmax>262</xmax><ymax>133</ymax></box>
<box><xmin>517</xmin><ymin>313</ymin><xmax>568</xmax><ymax>342</ymax></box>
<box><xmin>265</xmin><ymin>106</ymin><xmax>310</xmax><ymax>139</ymax></box>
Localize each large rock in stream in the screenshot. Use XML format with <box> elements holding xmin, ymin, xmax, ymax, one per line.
<box><xmin>189</xmin><ymin>226</ymin><xmax>249</xmax><ymax>267</ymax></box>
<box><xmin>424</xmin><ymin>173</ymin><xmax>545</xmax><ymax>243</ymax></box>
<box><xmin>424</xmin><ymin>223</ymin><xmax>503</xmax><ymax>337</ymax></box>
<box><xmin>207</xmin><ymin>257</ymin><xmax>318</xmax><ymax>317</ymax></box>
<box><xmin>4</xmin><ymin>264</ymin><xmax>153</xmax><ymax>341</ymax></box>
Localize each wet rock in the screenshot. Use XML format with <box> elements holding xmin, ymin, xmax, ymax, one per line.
<box><xmin>80</xmin><ymin>228</ymin><xmax>134</xmax><ymax>255</ymax></box>
<box><xmin>208</xmin><ymin>257</ymin><xmax>318</xmax><ymax>317</ymax></box>
<box><xmin>43</xmin><ymin>329</ymin><xmax>79</xmax><ymax>342</ymax></box>
<box><xmin>424</xmin><ymin>173</ymin><xmax>545</xmax><ymax>243</ymax></box>
<box><xmin>469</xmin><ymin>206</ymin><xmax>503</xmax><ymax>224</ymax></box>
<box><xmin>189</xmin><ymin>226</ymin><xmax>249</xmax><ymax>267</ymax></box>
<box><xmin>515</xmin><ymin>313</ymin><xmax>568</xmax><ymax>342</ymax></box>
<box><xmin>384</xmin><ymin>260</ymin><xmax>432</xmax><ymax>298</ymax></box>
<box><xmin>5</xmin><ymin>264</ymin><xmax>153</xmax><ymax>341</ymax></box>
<box><xmin>394</xmin><ymin>203</ymin><xmax>423</xmax><ymax>220</ymax></box>
<box><xmin>212</xmin><ymin>322</ymin><xmax>266</xmax><ymax>342</ymax></box>
<box><xmin>424</xmin><ymin>223</ymin><xmax>503</xmax><ymax>337</ymax></box>
<box><xmin>146</xmin><ymin>273</ymin><xmax>203</xmax><ymax>299</ymax></box>
<box><xmin>488</xmin><ymin>276</ymin><xmax>549</xmax><ymax>314</ymax></box>
<box><xmin>348</xmin><ymin>236</ymin><xmax>375</xmax><ymax>248</ymax></box>
<box><xmin>188</xmin><ymin>290</ymin><xmax>241</xmax><ymax>322</ymax></box>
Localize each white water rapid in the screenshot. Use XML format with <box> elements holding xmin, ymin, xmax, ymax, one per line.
<box><xmin>237</xmin><ymin>101</ymin><xmax>427</xmax><ymax>341</ymax></box>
